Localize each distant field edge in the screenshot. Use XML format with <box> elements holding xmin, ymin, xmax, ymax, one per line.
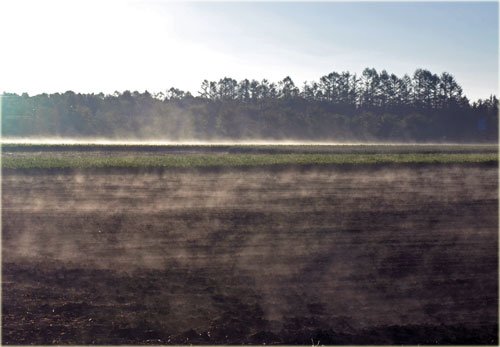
<box><xmin>1</xmin><ymin>143</ymin><xmax>498</xmax><ymax>151</ymax></box>
<box><xmin>1</xmin><ymin>153</ymin><xmax>498</xmax><ymax>171</ymax></box>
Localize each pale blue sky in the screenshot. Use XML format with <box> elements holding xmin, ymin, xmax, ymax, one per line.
<box><xmin>1</xmin><ymin>1</ymin><xmax>498</xmax><ymax>100</ymax></box>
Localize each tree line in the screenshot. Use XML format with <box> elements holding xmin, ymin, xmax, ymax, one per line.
<box><xmin>2</xmin><ymin>68</ymin><xmax>498</xmax><ymax>142</ymax></box>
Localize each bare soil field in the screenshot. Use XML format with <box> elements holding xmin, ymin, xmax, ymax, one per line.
<box><xmin>2</xmin><ymin>164</ymin><xmax>498</xmax><ymax>344</ymax></box>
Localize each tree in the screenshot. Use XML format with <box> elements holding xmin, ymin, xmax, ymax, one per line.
<box><xmin>361</xmin><ymin>68</ymin><xmax>379</xmax><ymax>108</ymax></box>
<box><xmin>2</xmin><ymin>67</ymin><xmax>495</xmax><ymax>142</ymax></box>
<box><xmin>319</xmin><ymin>71</ymin><xmax>340</xmax><ymax>102</ymax></box>
<box><xmin>199</xmin><ymin>80</ymin><xmax>210</xmax><ymax>99</ymax></box>
<box><xmin>438</xmin><ymin>72</ymin><xmax>462</xmax><ymax>108</ymax></box>
<box><xmin>166</xmin><ymin>87</ymin><xmax>187</xmax><ymax>101</ymax></box>
<box><xmin>238</xmin><ymin>79</ymin><xmax>250</xmax><ymax>101</ymax></box>
<box><xmin>278</xmin><ymin>76</ymin><xmax>299</xmax><ymax>99</ymax></box>
<box><xmin>413</xmin><ymin>69</ymin><xmax>439</xmax><ymax>109</ymax></box>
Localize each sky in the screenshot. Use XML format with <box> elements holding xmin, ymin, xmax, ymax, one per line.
<box><xmin>1</xmin><ymin>0</ymin><xmax>498</xmax><ymax>101</ymax></box>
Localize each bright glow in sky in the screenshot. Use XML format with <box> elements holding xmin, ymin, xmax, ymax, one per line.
<box><xmin>1</xmin><ymin>0</ymin><xmax>498</xmax><ymax>100</ymax></box>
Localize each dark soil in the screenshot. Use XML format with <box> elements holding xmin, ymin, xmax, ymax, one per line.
<box><xmin>2</xmin><ymin>164</ymin><xmax>498</xmax><ymax>344</ymax></box>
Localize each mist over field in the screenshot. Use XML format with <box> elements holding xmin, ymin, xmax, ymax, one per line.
<box><xmin>2</xmin><ymin>67</ymin><xmax>498</xmax><ymax>346</ymax></box>
<box><xmin>2</xmin><ymin>0</ymin><xmax>499</xmax><ymax>344</ymax></box>
<box><xmin>3</xmin><ymin>138</ymin><xmax>498</xmax><ymax>146</ymax></box>
<box><xmin>3</xmin><ymin>165</ymin><xmax>498</xmax><ymax>344</ymax></box>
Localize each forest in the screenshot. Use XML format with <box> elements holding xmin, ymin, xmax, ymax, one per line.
<box><xmin>2</xmin><ymin>68</ymin><xmax>498</xmax><ymax>142</ymax></box>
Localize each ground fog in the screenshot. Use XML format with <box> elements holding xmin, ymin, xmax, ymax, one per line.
<box><xmin>2</xmin><ymin>165</ymin><xmax>498</xmax><ymax>344</ymax></box>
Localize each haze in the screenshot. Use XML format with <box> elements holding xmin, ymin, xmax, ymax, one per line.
<box><xmin>1</xmin><ymin>0</ymin><xmax>498</xmax><ymax>101</ymax></box>
<box><xmin>0</xmin><ymin>138</ymin><xmax>496</xmax><ymax>147</ymax></box>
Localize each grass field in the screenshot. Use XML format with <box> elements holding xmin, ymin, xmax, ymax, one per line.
<box><xmin>2</xmin><ymin>144</ymin><xmax>498</xmax><ymax>169</ymax></box>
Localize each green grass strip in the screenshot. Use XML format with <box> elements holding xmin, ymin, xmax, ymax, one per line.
<box><xmin>2</xmin><ymin>153</ymin><xmax>498</xmax><ymax>169</ymax></box>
